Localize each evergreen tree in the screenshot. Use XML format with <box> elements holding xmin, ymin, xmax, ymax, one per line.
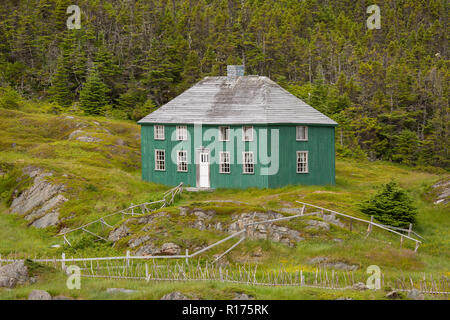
<box><xmin>360</xmin><ymin>181</ymin><xmax>418</xmax><ymax>228</ymax></box>
<box><xmin>79</xmin><ymin>67</ymin><xmax>110</xmax><ymax>115</ymax></box>
<box><xmin>48</xmin><ymin>55</ymin><xmax>73</xmax><ymax>108</ymax></box>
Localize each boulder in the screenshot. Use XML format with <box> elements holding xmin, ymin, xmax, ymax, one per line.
<box><xmin>31</xmin><ymin>211</ymin><xmax>60</xmax><ymax>228</ymax></box>
<box><xmin>233</xmin><ymin>293</ymin><xmax>254</xmax><ymax>300</ymax></box>
<box><xmin>386</xmin><ymin>290</ymin><xmax>402</xmax><ymax>299</ymax></box>
<box><xmin>108</xmin><ymin>225</ymin><xmax>130</xmax><ymax>242</ymax></box>
<box><xmin>407</xmin><ymin>289</ymin><xmax>424</xmax><ymax>300</ymax></box>
<box><xmin>160</xmin><ymin>242</ymin><xmax>181</xmax><ymax>255</ymax></box>
<box><xmin>10</xmin><ymin>170</ymin><xmax>64</xmax><ymax>216</ymax></box>
<box><xmin>128</xmin><ymin>235</ymin><xmax>151</xmax><ymax>249</ymax></box>
<box><xmin>305</xmin><ymin>219</ymin><xmax>330</xmax><ymax>231</ymax></box>
<box><xmin>161</xmin><ymin>291</ymin><xmax>189</xmax><ymax>300</ymax></box>
<box><xmin>352</xmin><ymin>282</ymin><xmax>368</xmax><ymax>290</ymax></box>
<box><xmin>28</xmin><ymin>290</ymin><xmax>52</xmax><ymax>300</ymax></box>
<box><xmin>0</xmin><ymin>261</ymin><xmax>29</xmax><ymax>288</ymax></box>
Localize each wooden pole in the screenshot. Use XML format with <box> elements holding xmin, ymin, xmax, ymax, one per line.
<box><xmin>61</xmin><ymin>253</ymin><xmax>66</xmax><ymax>271</ymax></box>
<box><xmin>408</xmin><ymin>224</ymin><xmax>413</xmax><ymax>237</ymax></box>
<box><xmin>349</xmin><ymin>218</ymin><xmax>353</xmax><ymax>231</ymax></box>
<box><xmin>367</xmin><ymin>216</ymin><xmax>374</xmax><ymax>233</ymax></box>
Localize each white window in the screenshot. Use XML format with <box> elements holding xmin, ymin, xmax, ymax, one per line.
<box><xmin>154</xmin><ymin>125</ymin><xmax>165</xmax><ymax>140</ymax></box>
<box><xmin>176</xmin><ymin>125</ymin><xmax>188</xmax><ymax>141</ymax></box>
<box><xmin>296</xmin><ymin>126</ymin><xmax>308</xmax><ymax>141</ymax></box>
<box><xmin>220</xmin><ymin>152</ymin><xmax>230</xmax><ymax>173</ymax></box>
<box><xmin>155</xmin><ymin>149</ymin><xmax>165</xmax><ymax>171</ymax></box>
<box><xmin>242</xmin><ymin>126</ymin><xmax>253</xmax><ymax>141</ymax></box>
<box><xmin>296</xmin><ymin>151</ymin><xmax>308</xmax><ymax>173</ymax></box>
<box><xmin>219</xmin><ymin>126</ymin><xmax>230</xmax><ymax>141</ymax></box>
<box><xmin>243</xmin><ymin>152</ymin><xmax>254</xmax><ymax>174</ymax></box>
<box><xmin>177</xmin><ymin>150</ymin><xmax>188</xmax><ymax>172</ymax></box>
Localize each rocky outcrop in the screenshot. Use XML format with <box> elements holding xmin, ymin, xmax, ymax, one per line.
<box><xmin>0</xmin><ymin>261</ymin><xmax>30</xmax><ymax>288</ymax></box>
<box><xmin>352</xmin><ymin>282</ymin><xmax>368</xmax><ymax>290</ymax></box>
<box><xmin>9</xmin><ymin>166</ymin><xmax>67</xmax><ymax>229</ymax></box>
<box><xmin>68</xmin><ymin>129</ymin><xmax>102</xmax><ymax>143</ymax></box>
<box><xmin>135</xmin><ymin>242</ymin><xmax>181</xmax><ymax>256</ymax></box>
<box><xmin>160</xmin><ymin>292</ymin><xmax>190</xmax><ymax>300</ymax></box>
<box><xmin>108</xmin><ymin>225</ymin><xmax>131</xmax><ymax>242</ymax></box>
<box><xmin>233</xmin><ymin>293</ymin><xmax>254</xmax><ymax>300</ymax></box>
<box><xmin>28</xmin><ymin>290</ymin><xmax>52</xmax><ymax>300</ymax></box>
<box><xmin>307</xmin><ymin>257</ymin><xmax>359</xmax><ymax>271</ymax></box>
<box><xmin>431</xmin><ymin>179</ymin><xmax>450</xmax><ymax>205</ymax></box>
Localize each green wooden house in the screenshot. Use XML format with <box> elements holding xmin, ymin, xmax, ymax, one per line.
<box><xmin>138</xmin><ymin>66</ymin><xmax>337</xmax><ymax>189</ymax></box>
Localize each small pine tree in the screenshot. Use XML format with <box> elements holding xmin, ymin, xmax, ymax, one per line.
<box><xmin>79</xmin><ymin>68</ymin><xmax>110</xmax><ymax>115</ymax></box>
<box><xmin>48</xmin><ymin>56</ymin><xmax>73</xmax><ymax>108</ymax></box>
<box><xmin>360</xmin><ymin>181</ymin><xmax>417</xmax><ymax>228</ymax></box>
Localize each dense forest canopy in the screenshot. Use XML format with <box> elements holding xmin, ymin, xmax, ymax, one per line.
<box><xmin>0</xmin><ymin>0</ymin><xmax>448</xmax><ymax>168</ymax></box>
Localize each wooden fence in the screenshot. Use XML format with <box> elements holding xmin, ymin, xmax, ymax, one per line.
<box><xmin>57</xmin><ymin>183</ymin><xmax>183</xmax><ymax>246</ymax></box>
<box><xmin>295</xmin><ymin>201</ymin><xmax>423</xmax><ymax>251</ymax></box>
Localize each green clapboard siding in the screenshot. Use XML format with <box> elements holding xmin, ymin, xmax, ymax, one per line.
<box><xmin>140</xmin><ymin>123</ymin><xmax>335</xmax><ymax>189</ymax></box>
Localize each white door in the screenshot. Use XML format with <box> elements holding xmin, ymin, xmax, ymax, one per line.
<box><xmin>199</xmin><ymin>152</ymin><xmax>210</xmax><ymax>188</ymax></box>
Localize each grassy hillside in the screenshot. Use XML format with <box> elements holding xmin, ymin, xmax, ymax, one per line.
<box><xmin>0</xmin><ymin>108</ymin><xmax>448</xmax><ymax>299</ymax></box>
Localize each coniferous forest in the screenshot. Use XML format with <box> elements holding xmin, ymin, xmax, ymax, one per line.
<box><xmin>0</xmin><ymin>0</ymin><xmax>448</xmax><ymax>168</ymax></box>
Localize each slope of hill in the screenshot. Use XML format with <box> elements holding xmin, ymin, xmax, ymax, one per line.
<box><xmin>0</xmin><ymin>108</ymin><xmax>448</xmax><ymax>299</ymax></box>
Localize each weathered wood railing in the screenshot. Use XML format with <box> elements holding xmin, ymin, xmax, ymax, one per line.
<box><xmin>295</xmin><ymin>201</ymin><xmax>423</xmax><ymax>251</ymax></box>
<box><xmin>57</xmin><ymin>182</ymin><xmax>184</xmax><ymax>246</ymax></box>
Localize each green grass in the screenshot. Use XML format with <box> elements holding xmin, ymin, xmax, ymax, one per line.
<box><xmin>0</xmin><ymin>107</ymin><xmax>448</xmax><ymax>299</ymax></box>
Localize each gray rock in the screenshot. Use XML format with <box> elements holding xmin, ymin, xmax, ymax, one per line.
<box><xmin>116</xmin><ymin>138</ymin><xmax>127</xmax><ymax>146</ymax></box>
<box><xmin>31</xmin><ymin>211</ymin><xmax>60</xmax><ymax>228</ymax></box>
<box><xmin>108</xmin><ymin>225</ymin><xmax>130</xmax><ymax>242</ymax></box>
<box><xmin>307</xmin><ymin>257</ymin><xmax>358</xmax><ymax>271</ymax></box>
<box><xmin>179</xmin><ymin>207</ymin><xmax>189</xmax><ymax>216</ymax></box>
<box><xmin>233</xmin><ymin>293</ymin><xmax>254</xmax><ymax>300</ymax></box>
<box><xmin>335</xmin><ymin>297</ymin><xmax>353</xmax><ymax>300</ymax></box>
<box><xmin>106</xmin><ymin>288</ymin><xmax>138</xmax><ymax>294</ymax></box>
<box><xmin>28</xmin><ymin>290</ymin><xmax>52</xmax><ymax>300</ymax></box>
<box><xmin>160</xmin><ymin>242</ymin><xmax>181</xmax><ymax>255</ymax></box>
<box><xmin>10</xmin><ymin>170</ymin><xmax>64</xmax><ymax>216</ymax></box>
<box><xmin>160</xmin><ymin>291</ymin><xmax>189</xmax><ymax>300</ymax></box>
<box><xmin>25</xmin><ymin>194</ymin><xmax>67</xmax><ymax>222</ymax></box>
<box><xmin>386</xmin><ymin>290</ymin><xmax>402</xmax><ymax>299</ymax></box>
<box><xmin>352</xmin><ymin>282</ymin><xmax>368</xmax><ymax>290</ymax></box>
<box><xmin>135</xmin><ymin>244</ymin><xmax>158</xmax><ymax>256</ymax></box>
<box><xmin>0</xmin><ymin>261</ymin><xmax>29</xmax><ymax>288</ymax></box>
<box><xmin>128</xmin><ymin>235</ymin><xmax>151</xmax><ymax>248</ymax></box>
<box><xmin>305</xmin><ymin>219</ymin><xmax>330</xmax><ymax>231</ymax></box>
<box><xmin>68</xmin><ymin>129</ymin><xmax>102</xmax><ymax>143</ymax></box>
<box><xmin>407</xmin><ymin>289</ymin><xmax>424</xmax><ymax>300</ymax></box>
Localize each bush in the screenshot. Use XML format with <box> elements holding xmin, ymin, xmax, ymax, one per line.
<box><xmin>360</xmin><ymin>181</ymin><xmax>417</xmax><ymax>228</ymax></box>
<box><xmin>0</xmin><ymin>86</ymin><xmax>22</xmax><ymax>110</ymax></box>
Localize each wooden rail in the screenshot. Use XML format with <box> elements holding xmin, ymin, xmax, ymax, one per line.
<box><xmin>295</xmin><ymin>201</ymin><xmax>422</xmax><ymax>251</ymax></box>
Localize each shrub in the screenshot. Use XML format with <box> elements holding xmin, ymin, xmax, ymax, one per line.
<box><xmin>360</xmin><ymin>181</ymin><xmax>417</xmax><ymax>228</ymax></box>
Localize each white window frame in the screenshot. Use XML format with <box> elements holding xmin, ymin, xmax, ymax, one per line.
<box><xmin>242</xmin><ymin>151</ymin><xmax>254</xmax><ymax>174</ymax></box>
<box><xmin>219</xmin><ymin>151</ymin><xmax>231</xmax><ymax>174</ymax></box>
<box><xmin>242</xmin><ymin>126</ymin><xmax>253</xmax><ymax>142</ymax></box>
<box><xmin>296</xmin><ymin>126</ymin><xmax>308</xmax><ymax>141</ymax></box>
<box><xmin>155</xmin><ymin>149</ymin><xmax>166</xmax><ymax>171</ymax></box>
<box><xmin>219</xmin><ymin>126</ymin><xmax>230</xmax><ymax>141</ymax></box>
<box><xmin>176</xmin><ymin>125</ymin><xmax>188</xmax><ymax>141</ymax></box>
<box><xmin>154</xmin><ymin>125</ymin><xmax>165</xmax><ymax>140</ymax></box>
<box><xmin>177</xmin><ymin>150</ymin><xmax>188</xmax><ymax>172</ymax></box>
<box><xmin>296</xmin><ymin>151</ymin><xmax>308</xmax><ymax>173</ymax></box>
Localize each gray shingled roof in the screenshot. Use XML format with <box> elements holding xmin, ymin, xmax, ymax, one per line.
<box><xmin>138</xmin><ymin>76</ymin><xmax>338</xmax><ymax>125</ymax></box>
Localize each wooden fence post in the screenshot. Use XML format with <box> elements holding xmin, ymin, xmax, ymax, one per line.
<box><xmin>408</xmin><ymin>224</ymin><xmax>412</xmax><ymax>237</ymax></box>
<box><xmin>145</xmin><ymin>263</ymin><xmax>149</xmax><ymax>281</ymax></box>
<box><xmin>126</xmin><ymin>250</ymin><xmax>130</xmax><ymax>273</ymax></box>
<box><xmin>349</xmin><ymin>218</ymin><xmax>353</xmax><ymax>231</ymax></box>
<box><xmin>185</xmin><ymin>249</ymin><xmax>189</xmax><ymax>264</ymax></box>
<box><xmin>367</xmin><ymin>216</ymin><xmax>374</xmax><ymax>233</ymax></box>
<box><xmin>61</xmin><ymin>253</ymin><xmax>66</xmax><ymax>271</ymax></box>
<box><xmin>400</xmin><ymin>235</ymin><xmax>404</xmax><ymax>248</ymax></box>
